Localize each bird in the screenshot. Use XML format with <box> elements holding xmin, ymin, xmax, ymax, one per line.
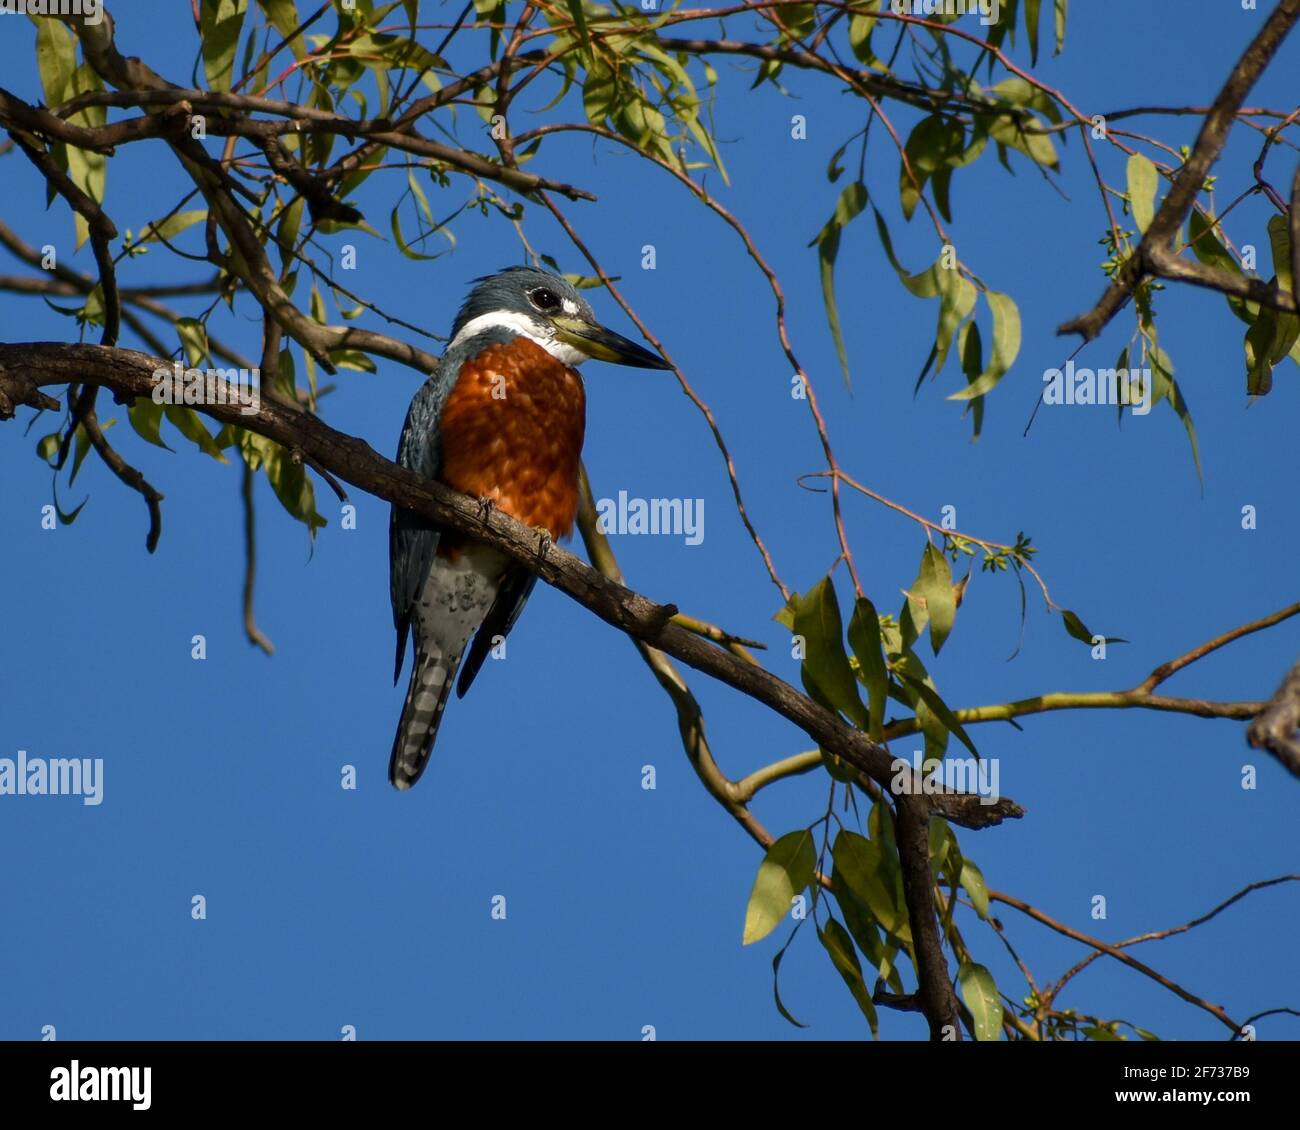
<box><xmin>388</xmin><ymin>266</ymin><xmax>670</xmax><ymax>790</ymax></box>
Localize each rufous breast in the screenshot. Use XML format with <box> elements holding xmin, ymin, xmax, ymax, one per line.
<box><xmin>437</xmin><ymin>336</ymin><xmax>586</xmax><ymax>538</ymax></box>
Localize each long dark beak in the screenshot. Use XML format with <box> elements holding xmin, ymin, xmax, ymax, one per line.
<box><xmin>552</xmin><ymin>314</ymin><xmax>670</xmax><ymax>369</ymax></box>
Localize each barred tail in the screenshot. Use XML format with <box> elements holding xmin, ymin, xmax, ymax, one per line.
<box><xmin>389</xmin><ymin>645</ymin><xmax>461</xmax><ymax>790</ymax></box>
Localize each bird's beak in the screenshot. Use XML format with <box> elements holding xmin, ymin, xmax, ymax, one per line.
<box><xmin>552</xmin><ymin>314</ymin><xmax>671</xmax><ymax>369</ymax></box>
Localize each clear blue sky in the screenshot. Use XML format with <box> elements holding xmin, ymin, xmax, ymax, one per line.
<box><xmin>1</xmin><ymin>1</ymin><xmax>1296</xmax><ymax>1041</ymax></box>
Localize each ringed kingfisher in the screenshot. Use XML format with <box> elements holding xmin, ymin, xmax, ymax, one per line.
<box><xmin>388</xmin><ymin>266</ymin><xmax>669</xmax><ymax>789</ymax></box>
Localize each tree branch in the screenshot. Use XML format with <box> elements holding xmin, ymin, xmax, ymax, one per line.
<box><xmin>1058</xmin><ymin>0</ymin><xmax>1300</xmax><ymax>340</ymax></box>
<box><xmin>0</xmin><ymin>342</ymin><xmax>1017</xmax><ymax>836</ymax></box>
<box><xmin>896</xmin><ymin>797</ymin><xmax>962</xmax><ymax>1039</ymax></box>
<box><xmin>241</xmin><ymin>462</ymin><xmax>274</xmax><ymax>656</ymax></box>
<box><xmin>990</xmin><ymin>890</ymin><xmax>1243</xmax><ymax>1035</ymax></box>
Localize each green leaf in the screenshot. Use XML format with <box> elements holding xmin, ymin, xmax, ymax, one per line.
<box><xmin>818</xmin><ymin>918</ymin><xmax>878</xmax><ymax>1035</ymax></box>
<box><xmin>873</xmin><ymin>207</ymin><xmax>940</xmax><ymax>298</ymax></box>
<box><xmin>1245</xmin><ymin>309</ymin><xmax>1280</xmax><ymax>395</ymax></box>
<box><xmin>988</xmin><ymin>78</ymin><xmax>1062</xmax><ymax>123</ymax></box>
<box><xmin>582</xmin><ymin>60</ymin><xmax>617</xmax><ymax>127</ymax></box>
<box><xmin>847</xmin><ymin>598</ymin><xmax>889</xmax><ymax>740</ymax></box>
<box><xmin>128</xmin><ymin>398</ymin><xmax>171</xmax><ymax>450</ymax></box>
<box><xmin>1060</xmin><ymin>608</ymin><xmax>1126</xmax><ymax>646</ymax></box>
<box><xmin>896</xmin><ymin>670</ymin><xmax>980</xmax><ymax>760</ymax></box>
<box><xmin>54</xmin><ymin>493</ymin><xmax>88</xmax><ymax>526</ymax></box>
<box><xmin>1126</xmin><ymin>153</ymin><xmax>1158</xmax><ymax>236</ymax></box>
<box><xmin>848</xmin><ymin>12</ymin><xmax>876</xmax><ymax>64</ymax></box>
<box><xmin>771</xmin><ymin>934</ymin><xmax>809</xmax><ymax>1029</ymax></box>
<box><xmin>1249</xmin><ymin>215</ymin><xmax>1300</xmax><ymax>385</ymax></box>
<box><xmin>256</xmin><ymin>0</ymin><xmax>306</xmax><ymax>60</ymax></box>
<box><xmin>867</xmin><ymin>796</ymin><xmax>897</xmax><ymax>855</ymax></box>
<box><xmin>617</xmin><ymin>94</ymin><xmax>675</xmax><ymax>168</ymax></box>
<box><xmin>1149</xmin><ymin>345</ymin><xmax>1202</xmax><ymax>482</ymax></box>
<box><xmin>957</xmin><ymin>319</ymin><xmax>985</xmax><ymax>438</ymax></box>
<box><xmin>240</xmin><ymin>430</ymin><xmax>325</xmax><ymax>531</ymax></box>
<box><xmin>138</xmin><ymin>209</ymin><xmax>208</xmax><ymax>245</ymax></box>
<box><xmin>959</xmin><ymin>858</ymin><xmax>990</xmax><ymax>919</ymax></box>
<box><xmin>1055</xmin><ymin>0</ymin><xmax>1068</xmax><ymax>53</ymax></box>
<box><xmin>777</xmin><ymin>3</ymin><xmax>817</xmax><ymax>38</ymax></box>
<box><xmin>272</xmin><ymin>346</ymin><xmax>296</xmax><ymax>399</ymax></box>
<box><xmin>1060</xmin><ymin>609</ymin><xmax>1093</xmax><ymax>644</ymax></box>
<box><xmin>914</xmin><ymin>543</ymin><xmax>956</xmax><ymax>654</ymax></box>
<box><xmin>81</xmin><ymin>284</ymin><xmax>105</xmax><ymax>329</ymax></box>
<box><xmin>390</xmin><ymin>201</ymin><xmax>440</xmax><ymax>261</ymax></box>
<box><xmin>1025</xmin><ymin>0</ymin><xmax>1042</xmax><ymax>65</ymax></box>
<box><xmin>32</xmin><ymin>15</ymin><xmax>76</xmax><ymax>106</ymax></box>
<box><xmin>928</xmin><ymin>816</ymin><xmax>953</xmax><ymax>877</ymax></box>
<box><xmin>1268</xmin><ymin>213</ymin><xmax>1296</xmax><ymax>293</ymax></box>
<box><xmin>899</xmin><ymin>116</ymin><xmax>965</xmax><ymax>221</ymax></box>
<box><xmin>201</xmin><ymin>0</ymin><xmax>250</xmax><ymax>93</ymax></box>
<box><xmin>1188</xmin><ymin>209</ymin><xmax>1246</xmax><ymax>316</ymax></box>
<box><xmin>792</xmin><ymin>577</ymin><xmax>868</xmax><ymax>728</ymax></box>
<box><xmin>932</xmin><ymin>166</ymin><xmax>954</xmax><ymax>223</ymax></box>
<box><xmin>813</xmin><ymin>181</ymin><xmax>868</xmax><ymax>386</ymax></box>
<box><xmin>175</xmin><ymin>318</ymin><xmax>212</xmax><ymax>367</ymax></box>
<box><xmin>986</xmin><ymin>112</ymin><xmax>1059</xmax><ymax>170</ymax></box>
<box><xmin>329</xmin><ymin>349</ymin><xmax>377</xmax><ymax>373</ymax></box>
<box><xmin>68</xmin><ymin>419</ymin><xmax>110</xmax><ymax>486</ymax></box>
<box><xmin>41</xmin><ymin>297</ymin><xmax>83</xmax><ymax>319</ymax></box>
<box><xmin>63</xmin><ymin>63</ymin><xmax>106</xmax><ymax>250</ymax></box>
<box><xmin>948</xmin><ymin>291</ymin><xmax>1020</xmax><ymax>401</ymax></box>
<box><xmin>276</xmin><ymin>196</ymin><xmax>305</xmax><ymax>273</ymax></box>
<box><xmin>832</xmin><ymin>830</ymin><xmax>911</xmax><ymax>945</ymax></box>
<box><xmin>165</xmin><ymin>405</ymin><xmax>227</xmax><ymax>461</ymax></box>
<box><xmin>36</xmin><ymin>431</ymin><xmax>61</xmax><ymax>464</ymax></box>
<box><xmin>564</xmin><ymin>0</ymin><xmax>591</xmax><ymax>62</ymax></box>
<box><xmin>958</xmin><ymin>962</ymin><xmax>1002</xmax><ymax>1041</ymax></box>
<box><xmin>935</xmin><ymin>260</ymin><xmax>977</xmax><ymax>375</ymax></box>
<box><xmin>831</xmin><ymin>865</ymin><xmax>904</xmax><ymax>994</ymax></box>
<box><xmin>742</xmin><ymin>830</ymin><xmax>816</xmax><ymax>946</ymax></box>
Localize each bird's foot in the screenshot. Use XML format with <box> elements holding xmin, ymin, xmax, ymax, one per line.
<box><xmin>476</xmin><ymin>495</ymin><xmax>496</xmax><ymax>526</ymax></box>
<box><xmin>535</xmin><ymin>530</ymin><xmax>552</xmax><ymax>561</ymax></box>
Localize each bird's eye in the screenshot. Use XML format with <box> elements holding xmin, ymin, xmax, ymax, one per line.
<box><xmin>529</xmin><ymin>287</ymin><xmax>560</xmax><ymax>311</ymax></box>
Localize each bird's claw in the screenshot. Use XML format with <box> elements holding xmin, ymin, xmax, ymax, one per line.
<box><xmin>535</xmin><ymin>530</ymin><xmax>552</xmax><ymax>560</ymax></box>
<box><xmin>476</xmin><ymin>495</ymin><xmax>495</xmax><ymax>525</ymax></box>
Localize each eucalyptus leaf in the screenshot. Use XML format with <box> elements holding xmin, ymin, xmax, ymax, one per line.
<box><xmin>742</xmin><ymin>830</ymin><xmax>816</xmax><ymax>946</ymax></box>
<box><xmin>958</xmin><ymin>962</ymin><xmax>1002</xmax><ymax>1041</ymax></box>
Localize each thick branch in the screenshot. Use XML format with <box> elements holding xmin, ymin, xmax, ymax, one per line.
<box><xmin>0</xmin><ymin>341</ymin><xmax>1018</xmax><ymax>839</ymax></box>
<box><xmin>895</xmin><ymin>798</ymin><xmax>962</xmax><ymax>1039</ymax></box>
<box><xmin>6</xmin><ymin>130</ymin><xmax>120</xmax><ymax>349</ymax></box>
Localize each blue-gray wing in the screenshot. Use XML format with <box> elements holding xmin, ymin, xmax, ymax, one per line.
<box><xmin>389</xmin><ymin>366</ymin><xmax>456</xmax><ymax>684</ymax></box>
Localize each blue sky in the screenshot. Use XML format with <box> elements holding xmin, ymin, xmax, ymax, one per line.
<box><xmin>0</xmin><ymin>1</ymin><xmax>1297</xmax><ymax>1041</ymax></box>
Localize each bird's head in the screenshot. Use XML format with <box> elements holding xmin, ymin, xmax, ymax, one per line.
<box><xmin>448</xmin><ymin>266</ymin><xmax>670</xmax><ymax>370</ymax></box>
